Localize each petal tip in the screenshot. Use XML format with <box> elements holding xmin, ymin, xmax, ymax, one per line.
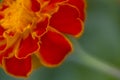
<box><xmin>2</xmin><ymin>56</ymin><xmax>32</xmax><ymax>78</ymax></box>
<box><xmin>39</xmin><ymin>30</ymin><xmax>73</xmax><ymax>67</ymax></box>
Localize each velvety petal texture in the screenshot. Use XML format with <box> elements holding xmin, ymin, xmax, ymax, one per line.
<box><xmin>48</xmin><ymin>0</ymin><xmax>66</xmax><ymax>4</ymax></box>
<box><xmin>39</xmin><ymin>30</ymin><xmax>72</xmax><ymax>66</ymax></box>
<box><xmin>68</xmin><ymin>0</ymin><xmax>86</xmax><ymax>21</ymax></box>
<box><xmin>0</xmin><ymin>44</ymin><xmax>15</xmax><ymax>64</ymax></box>
<box><xmin>17</xmin><ymin>34</ymin><xmax>39</xmax><ymax>58</ymax></box>
<box><xmin>30</xmin><ymin>0</ymin><xmax>41</xmax><ymax>12</ymax></box>
<box><xmin>34</xmin><ymin>17</ymin><xmax>48</xmax><ymax>36</ymax></box>
<box><xmin>0</xmin><ymin>0</ymin><xmax>86</xmax><ymax>77</ymax></box>
<box><xmin>0</xmin><ymin>26</ymin><xmax>6</xmax><ymax>51</ymax></box>
<box><xmin>50</xmin><ymin>5</ymin><xmax>84</xmax><ymax>37</ymax></box>
<box><xmin>0</xmin><ymin>25</ymin><xmax>5</xmax><ymax>36</ymax></box>
<box><xmin>3</xmin><ymin>56</ymin><xmax>32</xmax><ymax>77</ymax></box>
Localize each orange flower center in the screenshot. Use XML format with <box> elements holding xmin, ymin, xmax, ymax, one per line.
<box><xmin>0</xmin><ymin>0</ymin><xmax>41</xmax><ymax>34</ymax></box>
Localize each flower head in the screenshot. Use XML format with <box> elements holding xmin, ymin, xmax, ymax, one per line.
<box><xmin>0</xmin><ymin>0</ymin><xmax>86</xmax><ymax>77</ymax></box>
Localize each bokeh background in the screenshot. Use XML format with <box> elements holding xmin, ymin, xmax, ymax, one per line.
<box><xmin>0</xmin><ymin>0</ymin><xmax>120</xmax><ymax>80</ymax></box>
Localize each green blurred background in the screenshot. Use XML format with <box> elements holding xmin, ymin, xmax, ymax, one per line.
<box><xmin>0</xmin><ymin>0</ymin><xmax>120</xmax><ymax>80</ymax></box>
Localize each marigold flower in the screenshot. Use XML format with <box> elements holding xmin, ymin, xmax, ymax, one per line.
<box><xmin>0</xmin><ymin>0</ymin><xmax>86</xmax><ymax>77</ymax></box>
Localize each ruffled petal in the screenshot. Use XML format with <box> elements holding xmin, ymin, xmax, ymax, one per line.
<box><xmin>0</xmin><ymin>26</ymin><xmax>6</xmax><ymax>50</ymax></box>
<box><xmin>49</xmin><ymin>0</ymin><xmax>66</xmax><ymax>4</ymax></box>
<box><xmin>43</xmin><ymin>0</ymin><xmax>66</xmax><ymax>4</ymax></box>
<box><xmin>50</xmin><ymin>5</ymin><xmax>83</xmax><ymax>37</ymax></box>
<box><xmin>39</xmin><ymin>29</ymin><xmax>72</xmax><ymax>66</ymax></box>
<box><xmin>0</xmin><ymin>44</ymin><xmax>6</xmax><ymax>50</ymax></box>
<box><xmin>68</xmin><ymin>0</ymin><xmax>86</xmax><ymax>21</ymax></box>
<box><xmin>0</xmin><ymin>25</ymin><xmax>5</xmax><ymax>36</ymax></box>
<box><xmin>3</xmin><ymin>56</ymin><xmax>32</xmax><ymax>77</ymax></box>
<box><xmin>34</xmin><ymin>17</ymin><xmax>48</xmax><ymax>36</ymax></box>
<box><xmin>17</xmin><ymin>34</ymin><xmax>39</xmax><ymax>58</ymax></box>
<box><xmin>41</xmin><ymin>0</ymin><xmax>66</xmax><ymax>13</ymax></box>
<box><xmin>0</xmin><ymin>44</ymin><xmax>14</xmax><ymax>64</ymax></box>
<box><xmin>0</xmin><ymin>14</ymin><xmax>4</xmax><ymax>20</ymax></box>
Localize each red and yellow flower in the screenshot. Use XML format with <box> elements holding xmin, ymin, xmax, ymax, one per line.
<box><xmin>0</xmin><ymin>0</ymin><xmax>86</xmax><ymax>77</ymax></box>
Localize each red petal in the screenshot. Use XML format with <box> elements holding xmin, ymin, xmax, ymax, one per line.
<box><xmin>0</xmin><ymin>26</ymin><xmax>6</xmax><ymax>51</ymax></box>
<box><xmin>50</xmin><ymin>5</ymin><xmax>83</xmax><ymax>37</ymax></box>
<box><xmin>39</xmin><ymin>30</ymin><xmax>72</xmax><ymax>66</ymax></box>
<box><xmin>0</xmin><ymin>42</ymin><xmax>17</xmax><ymax>64</ymax></box>
<box><xmin>41</xmin><ymin>0</ymin><xmax>66</xmax><ymax>13</ymax></box>
<box><xmin>0</xmin><ymin>5</ymin><xmax>8</xmax><ymax>11</ymax></box>
<box><xmin>3</xmin><ymin>46</ymin><xmax>14</xmax><ymax>57</ymax></box>
<box><xmin>0</xmin><ymin>14</ymin><xmax>4</xmax><ymax>20</ymax></box>
<box><xmin>43</xmin><ymin>0</ymin><xmax>66</xmax><ymax>4</ymax></box>
<box><xmin>0</xmin><ymin>55</ymin><xmax>3</xmax><ymax>65</ymax></box>
<box><xmin>3</xmin><ymin>56</ymin><xmax>32</xmax><ymax>77</ymax></box>
<box><xmin>34</xmin><ymin>17</ymin><xmax>48</xmax><ymax>36</ymax></box>
<box><xmin>0</xmin><ymin>37</ymin><xmax>6</xmax><ymax>51</ymax></box>
<box><xmin>0</xmin><ymin>44</ymin><xmax>6</xmax><ymax>50</ymax></box>
<box><xmin>49</xmin><ymin>0</ymin><xmax>66</xmax><ymax>4</ymax></box>
<box><xmin>17</xmin><ymin>34</ymin><xmax>39</xmax><ymax>58</ymax></box>
<box><xmin>0</xmin><ymin>25</ymin><xmax>5</xmax><ymax>36</ymax></box>
<box><xmin>0</xmin><ymin>44</ymin><xmax>15</xmax><ymax>64</ymax></box>
<box><xmin>68</xmin><ymin>0</ymin><xmax>86</xmax><ymax>21</ymax></box>
<box><xmin>30</xmin><ymin>0</ymin><xmax>40</xmax><ymax>12</ymax></box>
